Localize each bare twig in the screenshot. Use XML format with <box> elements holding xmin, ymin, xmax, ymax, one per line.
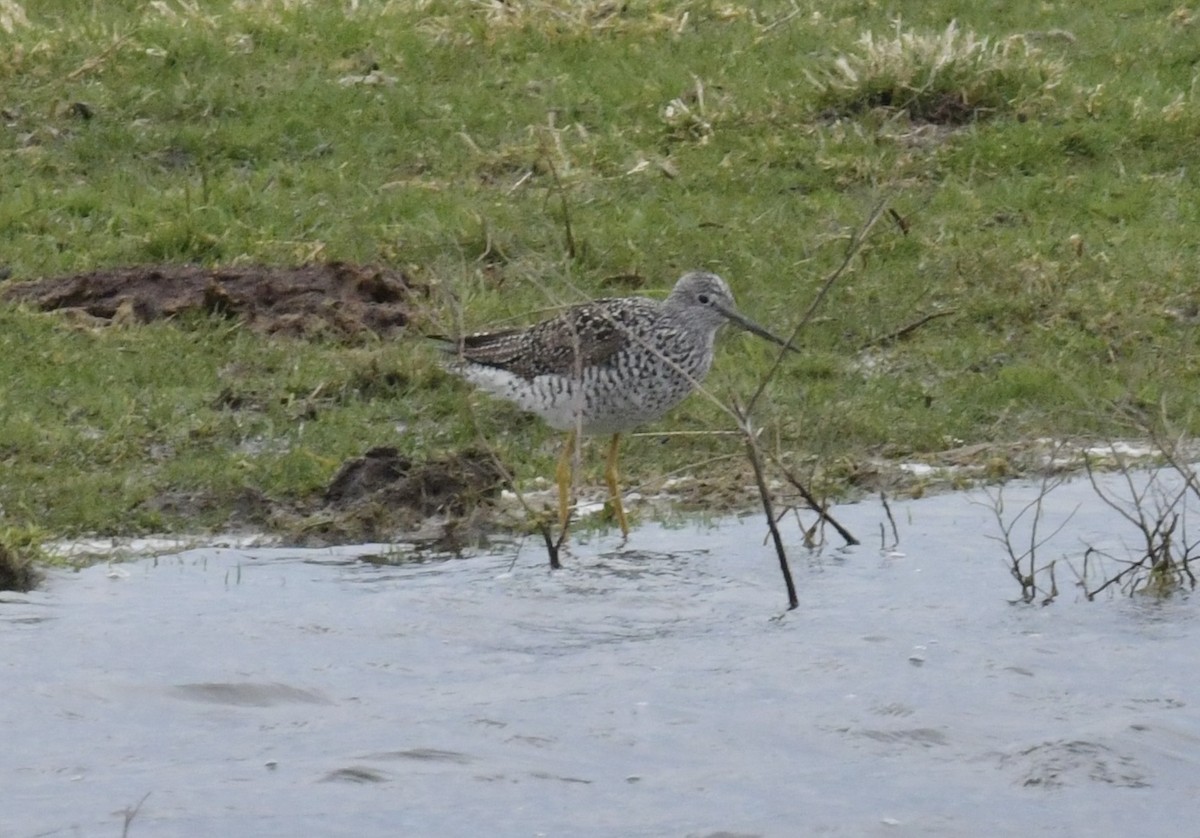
<box><xmin>859</xmin><ymin>308</ymin><xmax>956</xmax><ymax>349</ymax></box>
<box><xmin>121</xmin><ymin>792</ymin><xmax>151</xmax><ymax>838</ymax></box>
<box><xmin>880</xmin><ymin>491</ymin><xmax>899</xmax><ymax>551</ymax></box>
<box><xmin>981</xmin><ymin>459</ymin><xmax>1076</xmax><ymax>603</ymax></box>
<box><xmin>542</xmin><ymin>153</ymin><xmax>576</xmax><ymax>260</ymax></box>
<box><xmin>537</xmin><ymin>516</ymin><xmax>567</xmax><ymax>570</ymax></box>
<box><xmin>67</xmin><ymin>32</ymin><xmax>134</xmax><ymax>82</ymax></box>
<box><xmin>887</xmin><ymin>207</ymin><xmax>911</xmax><ymax>235</ymax></box>
<box><xmin>726</xmin><ymin>198</ymin><xmax>888</xmax><ymax>580</ymax></box>
<box><xmin>1131</xmin><ymin>409</ymin><xmax>1200</xmax><ymax>591</ymax></box>
<box><xmin>745</xmin><ymin>196</ymin><xmax>890</xmax><ymax>416</ymax></box>
<box><xmin>465</xmin><ymin>402</ymin><xmax>568</xmax><ymax>568</ymax></box>
<box><xmin>1079</xmin><ymin>448</ymin><xmax>1197</xmax><ymax>598</ymax></box>
<box><xmin>772</xmin><ymin>457</ymin><xmax>860</xmax><ymax>546</ymax></box>
<box><xmin>1042</xmin><ymin>559</ymin><xmax>1058</xmax><ymax>605</ymax></box>
<box><xmin>735</xmin><ymin>402</ymin><xmax>798</xmax><ymax>609</ymax></box>
<box><xmin>760</xmin><ymin>3</ymin><xmax>805</xmax><ymax>34</ymax></box>
<box><xmin>1079</xmin><ymin>546</ymin><xmax>1144</xmax><ymax>600</ymax></box>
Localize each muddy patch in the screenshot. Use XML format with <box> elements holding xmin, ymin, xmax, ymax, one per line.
<box><xmin>301</xmin><ymin>446</ymin><xmax>507</xmax><ymax>546</ymax></box>
<box><xmin>0</xmin><ymin>539</ymin><xmax>43</xmax><ymax>593</ymax></box>
<box><xmin>135</xmin><ymin>447</ymin><xmax>508</xmax><ymax>549</ymax></box>
<box><xmin>1</xmin><ymin>261</ymin><xmax>424</xmax><ymax>338</ymax></box>
<box><xmin>2</xmin><ymin>261</ymin><xmax>510</xmax><ymax>554</ymax></box>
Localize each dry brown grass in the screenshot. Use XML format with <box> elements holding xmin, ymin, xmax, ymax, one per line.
<box><xmin>809</xmin><ymin>20</ymin><xmax>1066</xmax><ymax>123</ymax></box>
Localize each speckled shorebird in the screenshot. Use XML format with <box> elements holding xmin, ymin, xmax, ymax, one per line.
<box><xmin>435</xmin><ymin>271</ymin><xmax>793</xmax><ymax>537</ymax></box>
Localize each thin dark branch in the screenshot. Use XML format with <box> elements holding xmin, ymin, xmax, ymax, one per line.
<box><xmin>1078</xmin><ymin>449</ymin><xmax>1195</xmax><ymax>597</ymax></box>
<box><xmin>543</xmin><ymin>153</ymin><xmax>576</xmax><ymax>260</ymax></box>
<box><xmin>979</xmin><ymin>463</ymin><xmax>1076</xmax><ymax>603</ymax></box>
<box><xmin>860</xmin><ymin>309</ymin><xmax>956</xmax><ymax>350</ymax></box>
<box><xmin>1082</xmin><ymin>547</ymin><xmax>1146</xmax><ymax>599</ymax></box>
<box><xmin>1043</xmin><ymin>559</ymin><xmax>1058</xmax><ymax>606</ymax></box>
<box><xmin>760</xmin><ymin>4</ymin><xmax>805</xmax><ymax>33</ymax></box>
<box><xmin>121</xmin><ymin>792</ymin><xmax>152</xmax><ymax>838</ymax></box>
<box><xmin>1084</xmin><ymin>453</ymin><xmax>1144</xmax><ymax>531</ymax></box>
<box><xmin>538</xmin><ymin>520</ymin><xmax>564</xmax><ymax>570</ymax></box>
<box><xmin>1148</xmin><ymin>424</ymin><xmax>1200</xmax><ymax>506</ymax></box>
<box><xmin>771</xmin><ymin>456</ymin><xmax>860</xmax><ymax>546</ymax></box>
<box><xmin>735</xmin><ymin>403</ymin><xmax>798</xmax><ymax>609</ymax></box>
<box><xmin>880</xmin><ymin>491</ymin><xmax>899</xmax><ymax>550</ymax></box>
<box><xmin>887</xmin><ymin>207</ymin><xmax>911</xmax><ymax>235</ymax></box>
<box><xmin>465</xmin><ymin>404</ymin><xmax>565</xmax><ymax>568</ymax></box>
<box><xmin>745</xmin><ymin>197</ymin><xmax>890</xmax><ymax>416</ymax></box>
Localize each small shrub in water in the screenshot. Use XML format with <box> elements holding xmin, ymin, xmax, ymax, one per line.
<box><xmin>0</xmin><ymin>526</ymin><xmax>46</xmax><ymax>592</ymax></box>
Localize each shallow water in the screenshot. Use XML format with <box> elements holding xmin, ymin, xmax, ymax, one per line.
<box><xmin>4</xmin><ymin>472</ymin><xmax>1199</xmax><ymax>837</ymax></box>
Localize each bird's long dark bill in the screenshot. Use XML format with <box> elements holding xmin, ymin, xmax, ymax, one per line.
<box><xmin>717</xmin><ymin>304</ymin><xmax>799</xmax><ymax>353</ymax></box>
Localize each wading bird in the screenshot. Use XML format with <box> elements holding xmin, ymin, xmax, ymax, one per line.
<box><xmin>435</xmin><ymin>271</ymin><xmax>793</xmax><ymax>538</ymax></box>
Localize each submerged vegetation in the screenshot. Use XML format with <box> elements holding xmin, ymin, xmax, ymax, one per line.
<box><xmin>1</xmin><ymin>0</ymin><xmax>1199</xmax><ymax>567</ymax></box>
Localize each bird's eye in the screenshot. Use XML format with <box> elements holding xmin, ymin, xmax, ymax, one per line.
<box><xmin>697</xmin><ymin>293</ymin><xmax>710</xmax><ymax>305</ymax></box>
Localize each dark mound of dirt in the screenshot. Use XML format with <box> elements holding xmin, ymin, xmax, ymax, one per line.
<box><xmin>324</xmin><ymin>446</ymin><xmax>501</xmax><ymax>511</ymax></box>
<box><xmin>1</xmin><ymin>262</ymin><xmax>424</xmax><ymax>338</ymax></box>
<box><xmin>0</xmin><ymin>539</ymin><xmax>43</xmax><ymax>593</ymax></box>
<box><xmin>324</xmin><ymin>446</ymin><xmax>504</xmax><ymax>516</ymax></box>
<box><xmin>135</xmin><ymin>447</ymin><xmax>508</xmax><ymax>548</ymax></box>
<box><xmin>294</xmin><ymin>447</ymin><xmax>507</xmax><ymax>546</ymax></box>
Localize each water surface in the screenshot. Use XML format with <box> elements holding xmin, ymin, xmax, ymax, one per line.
<box><xmin>4</xmin><ymin>472</ymin><xmax>1198</xmax><ymax>836</ymax></box>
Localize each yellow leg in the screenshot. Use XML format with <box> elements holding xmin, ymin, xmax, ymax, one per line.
<box><xmin>604</xmin><ymin>432</ymin><xmax>630</xmax><ymax>538</ymax></box>
<box><xmin>555</xmin><ymin>430</ymin><xmax>576</xmax><ymax>535</ymax></box>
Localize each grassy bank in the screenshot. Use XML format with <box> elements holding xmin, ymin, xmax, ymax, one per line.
<box><xmin>2</xmin><ymin>0</ymin><xmax>1199</xmax><ymax>553</ymax></box>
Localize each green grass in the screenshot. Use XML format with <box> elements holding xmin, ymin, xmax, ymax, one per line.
<box><xmin>2</xmin><ymin>0</ymin><xmax>1200</xmax><ymax>544</ymax></box>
